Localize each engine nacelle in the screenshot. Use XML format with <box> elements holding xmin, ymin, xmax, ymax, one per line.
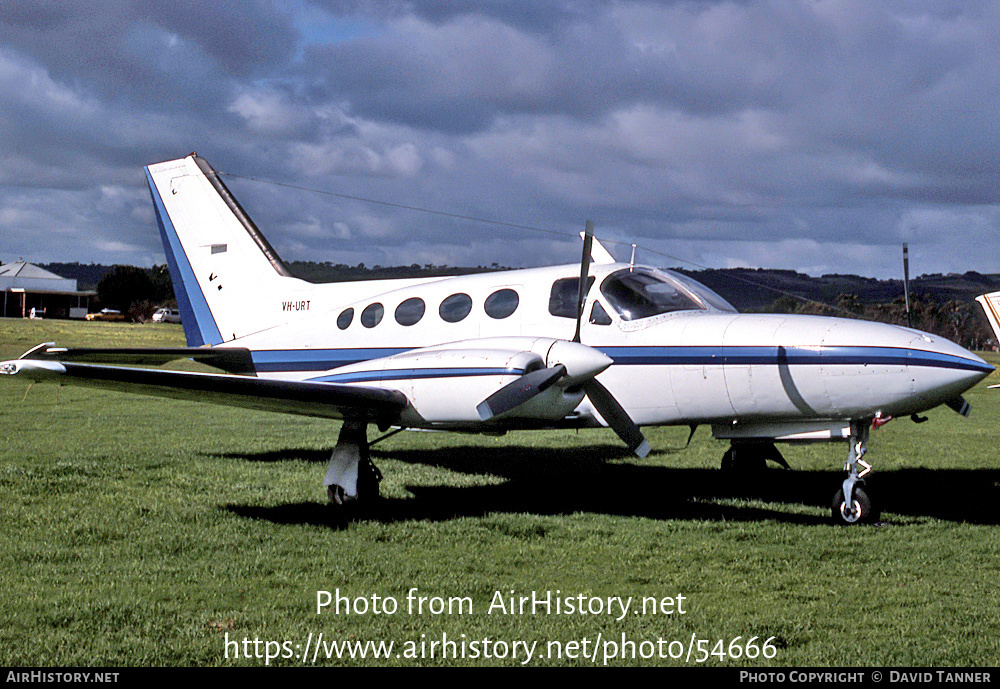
<box><xmin>316</xmin><ymin>337</ymin><xmax>608</xmax><ymax>427</ymax></box>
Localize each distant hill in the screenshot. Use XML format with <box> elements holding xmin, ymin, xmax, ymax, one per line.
<box><xmin>674</xmin><ymin>267</ymin><xmax>1000</xmax><ymax>312</ymax></box>
<box><xmin>37</xmin><ymin>260</ymin><xmax>1000</xmax><ymax>311</ymax></box>
<box><xmin>283</xmin><ymin>260</ymin><xmax>508</xmax><ymax>283</ymax></box>
<box><xmin>35</xmin><ymin>262</ymin><xmax>116</xmax><ymax>291</ymax></box>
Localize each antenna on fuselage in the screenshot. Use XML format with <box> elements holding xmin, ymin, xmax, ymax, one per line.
<box><xmin>903</xmin><ymin>243</ymin><xmax>912</xmax><ymax>328</ymax></box>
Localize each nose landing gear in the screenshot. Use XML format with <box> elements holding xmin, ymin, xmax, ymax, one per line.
<box><xmin>832</xmin><ymin>419</ymin><xmax>880</xmax><ymax>525</ymax></box>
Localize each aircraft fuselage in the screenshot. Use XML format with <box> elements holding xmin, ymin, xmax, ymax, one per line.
<box><xmin>228</xmin><ymin>261</ymin><xmax>991</xmax><ymax>437</ymax></box>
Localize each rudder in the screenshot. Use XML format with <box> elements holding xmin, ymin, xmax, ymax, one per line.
<box><xmin>145</xmin><ymin>155</ymin><xmax>311</xmax><ymax>346</ymax></box>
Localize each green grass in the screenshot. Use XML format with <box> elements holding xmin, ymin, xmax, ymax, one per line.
<box><xmin>2</xmin><ymin>318</ymin><xmax>1000</xmax><ymax>666</ymax></box>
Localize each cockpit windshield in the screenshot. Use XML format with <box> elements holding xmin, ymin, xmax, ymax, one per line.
<box><xmin>666</xmin><ymin>270</ymin><xmax>738</xmax><ymax>313</ymax></box>
<box><xmin>600</xmin><ymin>267</ymin><xmax>736</xmax><ymax>320</ymax></box>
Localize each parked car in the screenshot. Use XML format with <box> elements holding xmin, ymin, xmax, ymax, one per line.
<box><xmin>85</xmin><ymin>308</ymin><xmax>128</xmax><ymax>322</ymax></box>
<box><xmin>151</xmin><ymin>307</ymin><xmax>181</xmax><ymax>323</ymax></box>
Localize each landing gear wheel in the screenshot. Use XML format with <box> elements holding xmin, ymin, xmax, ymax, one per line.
<box><xmin>720</xmin><ymin>444</ymin><xmax>774</xmax><ymax>472</ymax></box>
<box><xmin>356</xmin><ymin>456</ymin><xmax>382</xmax><ymax>504</ymax></box>
<box><xmin>831</xmin><ymin>485</ymin><xmax>878</xmax><ymax>525</ymax></box>
<box><xmin>327</xmin><ymin>457</ymin><xmax>382</xmax><ymax>505</ymax></box>
<box><xmin>324</xmin><ymin>421</ymin><xmax>381</xmax><ymax>515</ymax></box>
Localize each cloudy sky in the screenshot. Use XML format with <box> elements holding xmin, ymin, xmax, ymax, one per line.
<box><xmin>2</xmin><ymin>0</ymin><xmax>1000</xmax><ymax>278</ymax></box>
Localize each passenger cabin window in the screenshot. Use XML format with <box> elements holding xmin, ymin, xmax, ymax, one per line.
<box><xmin>361</xmin><ymin>302</ymin><xmax>384</xmax><ymax>328</ymax></box>
<box><xmin>548</xmin><ymin>276</ymin><xmax>596</xmax><ymax>318</ymax></box>
<box><xmin>600</xmin><ymin>268</ymin><xmax>704</xmax><ymax>321</ymax></box>
<box><xmin>394</xmin><ymin>297</ymin><xmax>425</xmax><ymax>326</ymax></box>
<box><xmin>337</xmin><ymin>308</ymin><xmax>354</xmax><ymax>330</ymax></box>
<box><xmin>439</xmin><ymin>293</ymin><xmax>473</xmax><ymax>323</ymax></box>
<box><xmin>484</xmin><ymin>289</ymin><xmax>519</xmax><ymax>319</ymax></box>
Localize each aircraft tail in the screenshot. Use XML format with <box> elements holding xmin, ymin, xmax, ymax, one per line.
<box><xmin>976</xmin><ymin>292</ymin><xmax>1000</xmax><ymax>346</ymax></box>
<box><xmin>145</xmin><ymin>155</ymin><xmax>312</xmax><ymax>346</ymax></box>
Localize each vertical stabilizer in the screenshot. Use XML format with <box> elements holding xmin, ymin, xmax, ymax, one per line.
<box><xmin>145</xmin><ymin>155</ymin><xmax>311</xmax><ymax>346</ymax></box>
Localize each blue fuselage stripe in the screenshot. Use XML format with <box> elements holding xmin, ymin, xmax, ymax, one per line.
<box><xmin>253</xmin><ymin>348</ymin><xmax>409</xmax><ymax>372</ymax></box>
<box><xmin>250</xmin><ymin>345</ymin><xmax>992</xmax><ymax>378</ymax></box>
<box><xmin>596</xmin><ymin>346</ymin><xmax>993</xmax><ymax>373</ymax></box>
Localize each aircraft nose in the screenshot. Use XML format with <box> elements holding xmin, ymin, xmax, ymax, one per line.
<box><xmin>809</xmin><ymin>318</ymin><xmax>994</xmax><ymax>418</ymax></box>
<box><xmin>905</xmin><ymin>329</ymin><xmax>994</xmax><ymax>404</ymax></box>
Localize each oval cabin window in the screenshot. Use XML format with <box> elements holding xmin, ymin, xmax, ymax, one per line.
<box><xmin>484</xmin><ymin>289</ymin><xmax>519</xmax><ymax>319</ymax></box>
<box><xmin>361</xmin><ymin>303</ymin><xmax>384</xmax><ymax>328</ymax></box>
<box><xmin>394</xmin><ymin>297</ymin><xmax>425</xmax><ymax>326</ymax></box>
<box><xmin>336</xmin><ymin>308</ymin><xmax>354</xmax><ymax>330</ymax></box>
<box><xmin>439</xmin><ymin>293</ymin><xmax>473</xmax><ymax>323</ymax></box>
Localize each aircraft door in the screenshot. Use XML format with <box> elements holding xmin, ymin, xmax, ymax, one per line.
<box><xmin>722</xmin><ymin>316</ymin><xmax>786</xmax><ymax>416</ymax></box>
<box><xmin>669</xmin><ymin>317</ymin><xmax>735</xmax><ymax>420</ymax></box>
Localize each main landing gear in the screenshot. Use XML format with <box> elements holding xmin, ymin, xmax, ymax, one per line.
<box><xmin>324</xmin><ymin>421</ymin><xmax>382</xmax><ymax>508</ymax></box>
<box><xmin>720</xmin><ymin>441</ymin><xmax>791</xmax><ymax>472</ymax></box>
<box><xmin>831</xmin><ymin>419</ymin><xmax>880</xmax><ymax>526</ymax></box>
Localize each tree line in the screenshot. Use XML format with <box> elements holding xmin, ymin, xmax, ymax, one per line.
<box><xmin>95</xmin><ymin>264</ymin><xmax>174</xmax><ymax>322</ymax></box>
<box><xmin>763</xmin><ymin>293</ymin><xmax>993</xmax><ymax>351</ymax></box>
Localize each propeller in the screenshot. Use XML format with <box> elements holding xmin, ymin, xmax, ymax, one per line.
<box><xmin>475</xmin><ymin>221</ymin><xmax>650</xmax><ymax>458</ymax></box>
<box><xmin>572</xmin><ymin>221</ymin><xmax>594</xmax><ymax>344</ymax></box>
<box><xmin>477</xmin><ymin>364</ymin><xmax>567</xmax><ymax>421</ymax></box>
<box><xmin>573</xmin><ymin>221</ymin><xmax>651</xmax><ymax>458</ymax></box>
<box><xmin>582</xmin><ymin>378</ymin><xmax>651</xmax><ymax>457</ymax></box>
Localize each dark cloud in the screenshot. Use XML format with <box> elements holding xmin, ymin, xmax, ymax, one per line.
<box><xmin>2</xmin><ymin>0</ymin><xmax>1000</xmax><ymax>278</ymax></box>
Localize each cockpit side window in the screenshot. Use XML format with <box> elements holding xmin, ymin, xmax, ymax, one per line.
<box><xmin>600</xmin><ymin>268</ymin><xmax>703</xmax><ymax>321</ymax></box>
<box><xmin>548</xmin><ymin>276</ymin><xmax>596</xmax><ymax>318</ymax></box>
<box><xmin>589</xmin><ymin>301</ymin><xmax>612</xmax><ymax>325</ymax></box>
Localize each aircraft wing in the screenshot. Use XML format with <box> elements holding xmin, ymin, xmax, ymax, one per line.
<box><xmin>0</xmin><ymin>359</ymin><xmax>407</xmax><ymax>423</ymax></box>
<box><xmin>19</xmin><ymin>343</ymin><xmax>256</xmax><ymax>375</ymax></box>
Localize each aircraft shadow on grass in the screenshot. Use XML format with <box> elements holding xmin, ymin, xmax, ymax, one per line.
<box><xmin>216</xmin><ymin>445</ymin><xmax>1000</xmax><ymax>528</ymax></box>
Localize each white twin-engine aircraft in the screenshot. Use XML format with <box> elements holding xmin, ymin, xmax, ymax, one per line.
<box><xmin>2</xmin><ymin>154</ymin><xmax>996</xmax><ymax>524</ymax></box>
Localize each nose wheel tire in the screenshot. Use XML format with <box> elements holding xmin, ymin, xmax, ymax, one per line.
<box><xmin>832</xmin><ymin>485</ymin><xmax>878</xmax><ymax>525</ymax></box>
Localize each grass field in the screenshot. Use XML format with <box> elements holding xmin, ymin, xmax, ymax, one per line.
<box><xmin>2</xmin><ymin>318</ymin><xmax>999</xmax><ymax>667</ymax></box>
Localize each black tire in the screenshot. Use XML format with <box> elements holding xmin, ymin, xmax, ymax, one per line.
<box><xmin>326</xmin><ymin>460</ymin><xmax>381</xmax><ymax>508</ymax></box>
<box><xmin>356</xmin><ymin>457</ymin><xmax>382</xmax><ymax>503</ymax></box>
<box><xmin>721</xmin><ymin>447</ymin><xmax>735</xmax><ymax>471</ymax></box>
<box><xmin>831</xmin><ymin>485</ymin><xmax>878</xmax><ymax>525</ymax></box>
<box><xmin>720</xmin><ymin>445</ymin><xmax>767</xmax><ymax>472</ymax></box>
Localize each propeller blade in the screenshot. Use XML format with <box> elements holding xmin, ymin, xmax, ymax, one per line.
<box><xmin>946</xmin><ymin>395</ymin><xmax>970</xmax><ymax>417</ymax></box>
<box><xmin>477</xmin><ymin>364</ymin><xmax>567</xmax><ymax>421</ymax></box>
<box><xmin>583</xmin><ymin>378</ymin><xmax>650</xmax><ymax>457</ymax></box>
<box><xmin>573</xmin><ymin>220</ymin><xmax>595</xmax><ymax>344</ymax></box>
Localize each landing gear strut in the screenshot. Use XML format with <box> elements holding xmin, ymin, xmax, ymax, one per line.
<box><xmin>324</xmin><ymin>421</ymin><xmax>381</xmax><ymax>506</ymax></box>
<box><xmin>832</xmin><ymin>420</ymin><xmax>879</xmax><ymax>525</ymax></box>
<box><xmin>720</xmin><ymin>441</ymin><xmax>791</xmax><ymax>471</ymax></box>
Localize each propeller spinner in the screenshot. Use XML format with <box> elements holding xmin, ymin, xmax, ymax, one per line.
<box><xmin>477</xmin><ymin>222</ymin><xmax>651</xmax><ymax>458</ymax></box>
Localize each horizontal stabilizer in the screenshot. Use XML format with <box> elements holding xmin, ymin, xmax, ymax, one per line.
<box><xmin>0</xmin><ymin>359</ymin><xmax>406</xmax><ymax>423</ymax></box>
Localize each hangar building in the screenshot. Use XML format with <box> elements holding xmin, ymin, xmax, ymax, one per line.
<box><xmin>0</xmin><ymin>262</ymin><xmax>95</xmax><ymax>319</ymax></box>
